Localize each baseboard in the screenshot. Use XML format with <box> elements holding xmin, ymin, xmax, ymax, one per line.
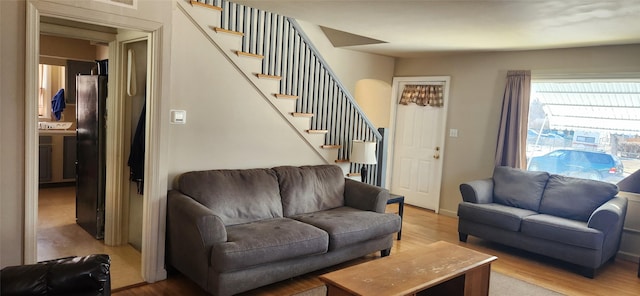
<box><xmin>438</xmin><ymin>209</ymin><xmax>457</xmax><ymax>218</ymax></box>
<box><xmin>616</xmin><ymin>251</ymin><xmax>639</xmax><ymax>263</ymax></box>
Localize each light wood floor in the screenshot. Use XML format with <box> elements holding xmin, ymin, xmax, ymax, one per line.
<box><xmin>38</xmin><ymin>186</ymin><xmax>144</xmax><ymax>290</ymax></box>
<box><xmin>114</xmin><ymin>204</ymin><xmax>640</xmax><ymax>296</ymax></box>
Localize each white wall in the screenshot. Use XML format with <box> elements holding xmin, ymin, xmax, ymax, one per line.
<box><xmin>0</xmin><ymin>0</ymin><xmax>174</xmax><ymax>267</ymax></box>
<box><xmin>394</xmin><ymin>44</ymin><xmax>640</xmax><ymax>261</ymax></box>
<box><xmin>394</xmin><ymin>44</ymin><xmax>640</xmax><ymax>216</ymax></box>
<box><xmin>1</xmin><ymin>0</ymin><xmax>396</xmax><ymax>268</ymax></box>
<box><xmin>295</xmin><ymin>19</ymin><xmax>395</xmax><ymax>180</ymax></box>
<box><xmin>295</xmin><ymin>20</ymin><xmax>395</xmax><ymax>96</ymax></box>
<box><xmin>354</xmin><ymin>79</ymin><xmax>392</xmax><ymax>128</ymax></box>
<box><xmin>167</xmin><ymin>6</ymin><xmax>326</xmax><ymax>186</ymax></box>
<box><xmin>1</xmin><ymin>0</ymin><xmax>27</xmax><ymax>268</ymax></box>
<box><xmin>5</xmin><ymin>0</ymin><xmax>639</xmax><ymax>269</ymax></box>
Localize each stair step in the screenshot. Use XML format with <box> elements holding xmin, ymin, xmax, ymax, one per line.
<box><xmin>257</xmin><ymin>74</ymin><xmax>282</xmax><ymax>80</ymax></box>
<box><xmin>306</xmin><ymin>130</ymin><xmax>328</xmax><ymax>134</ymax></box>
<box><xmin>321</xmin><ymin>145</ymin><xmax>342</xmax><ymax>149</ymax></box>
<box><xmin>292</xmin><ymin>112</ymin><xmax>314</xmax><ymax>118</ymax></box>
<box><xmin>275</xmin><ymin>94</ymin><xmax>299</xmax><ymax>100</ymax></box>
<box><xmin>236</xmin><ymin>51</ymin><xmax>264</xmax><ymax>59</ymax></box>
<box><xmin>190</xmin><ymin>0</ymin><xmax>223</xmax><ymax>11</ymax></box>
<box><xmin>335</xmin><ymin>159</ymin><xmax>350</xmax><ymax>163</ymax></box>
<box><xmin>347</xmin><ymin>173</ymin><xmax>361</xmax><ymax>177</ymax></box>
<box><xmin>213</xmin><ymin>27</ymin><xmax>244</xmax><ymax>36</ymax></box>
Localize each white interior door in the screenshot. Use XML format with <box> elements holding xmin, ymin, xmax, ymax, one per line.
<box><xmin>389</xmin><ymin>78</ymin><xmax>449</xmax><ymax>211</ymax></box>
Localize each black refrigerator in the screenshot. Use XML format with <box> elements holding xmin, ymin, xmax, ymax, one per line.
<box><xmin>76</xmin><ymin>74</ymin><xmax>107</xmax><ymax>239</ymax></box>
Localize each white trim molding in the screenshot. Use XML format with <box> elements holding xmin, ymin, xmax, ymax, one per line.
<box><xmin>387</xmin><ymin>76</ymin><xmax>451</xmax><ymax>214</ymax></box>
<box><xmin>24</xmin><ymin>0</ymin><xmax>167</xmax><ymax>282</ymax></box>
<box><xmin>141</xmin><ymin>28</ymin><xmax>168</xmax><ymax>282</ymax></box>
<box><xmin>24</xmin><ymin>1</ymin><xmax>41</xmax><ymax>264</ymax></box>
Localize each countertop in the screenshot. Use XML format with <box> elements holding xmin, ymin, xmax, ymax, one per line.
<box><xmin>38</xmin><ymin>130</ymin><xmax>76</xmax><ymax>135</ymax></box>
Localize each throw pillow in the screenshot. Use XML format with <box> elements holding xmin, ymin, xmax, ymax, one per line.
<box><xmin>538</xmin><ymin>174</ymin><xmax>619</xmax><ymax>222</ymax></box>
<box><xmin>178</xmin><ymin>168</ymin><xmax>284</xmax><ymax>225</ymax></box>
<box><xmin>273</xmin><ymin>165</ymin><xmax>345</xmax><ymax>216</ymax></box>
<box><xmin>493</xmin><ymin>166</ymin><xmax>550</xmax><ymax>211</ymax></box>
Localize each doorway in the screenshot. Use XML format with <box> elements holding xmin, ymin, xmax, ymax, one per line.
<box><xmin>38</xmin><ymin>187</ymin><xmax>144</xmax><ymax>288</ymax></box>
<box><xmin>25</xmin><ymin>1</ymin><xmax>167</xmax><ymax>283</ymax></box>
<box><xmin>388</xmin><ymin>76</ymin><xmax>450</xmax><ymax>212</ymax></box>
<box><xmin>35</xmin><ymin>20</ymin><xmax>147</xmax><ymax>289</ymax></box>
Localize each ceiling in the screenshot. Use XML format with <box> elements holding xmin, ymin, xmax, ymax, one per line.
<box><xmin>233</xmin><ymin>0</ymin><xmax>640</xmax><ymax>58</ymax></box>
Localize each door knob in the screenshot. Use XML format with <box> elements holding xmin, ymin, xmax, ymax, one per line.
<box><xmin>433</xmin><ymin>147</ymin><xmax>440</xmax><ymax>159</ymax></box>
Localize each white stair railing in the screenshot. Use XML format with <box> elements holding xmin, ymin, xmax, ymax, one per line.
<box><xmin>192</xmin><ymin>0</ymin><xmax>382</xmax><ymax>184</ymax></box>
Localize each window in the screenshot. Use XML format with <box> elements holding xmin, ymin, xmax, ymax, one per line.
<box><xmin>526</xmin><ymin>80</ymin><xmax>640</xmax><ymax>184</ymax></box>
<box><xmin>38</xmin><ymin>64</ymin><xmax>65</xmax><ymax>120</ymax></box>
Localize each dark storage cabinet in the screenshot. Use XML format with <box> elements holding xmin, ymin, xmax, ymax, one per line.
<box><xmin>38</xmin><ymin>134</ymin><xmax>76</xmax><ymax>184</ymax></box>
<box><xmin>76</xmin><ymin>75</ymin><xmax>107</xmax><ymax>239</ymax></box>
<box><xmin>39</xmin><ymin>136</ymin><xmax>53</xmax><ymax>183</ymax></box>
<box><xmin>63</xmin><ymin>136</ymin><xmax>76</xmax><ymax>180</ymax></box>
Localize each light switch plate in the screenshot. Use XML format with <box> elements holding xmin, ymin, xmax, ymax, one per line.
<box><xmin>449</xmin><ymin>128</ymin><xmax>458</xmax><ymax>137</ymax></box>
<box><xmin>170</xmin><ymin>110</ymin><xmax>187</xmax><ymax>124</ymax></box>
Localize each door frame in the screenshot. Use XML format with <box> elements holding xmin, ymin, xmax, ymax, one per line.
<box><xmin>24</xmin><ymin>1</ymin><xmax>168</xmax><ymax>282</ymax></box>
<box><xmin>112</xmin><ymin>33</ymin><xmax>151</xmax><ymax>249</ymax></box>
<box><xmin>386</xmin><ymin>76</ymin><xmax>450</xmax><ymax>213</ymax></box>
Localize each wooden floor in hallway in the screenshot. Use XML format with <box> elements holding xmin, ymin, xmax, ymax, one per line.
<box><xmin>38</xmin><ymin>186</ymin><xmax>144</xmax><ymax>290</ymax></box>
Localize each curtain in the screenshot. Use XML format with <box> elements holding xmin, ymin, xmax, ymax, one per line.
<box><xmin>399</xmin><ymin>84</ymin><xmax>444</xmax><ymax>107</ymax></box>
<box><xmin>495</xmin><ymin>70</ymin><xmax>531</xmax><ymax>168</ymax></box>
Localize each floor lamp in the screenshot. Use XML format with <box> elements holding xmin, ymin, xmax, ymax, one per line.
<box><xmin>351</xmin><ymin>140</ymin><xmax>377</xmax><ymax>183</ymax></box>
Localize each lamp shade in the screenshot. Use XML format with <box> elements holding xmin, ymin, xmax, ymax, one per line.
<box><xmin>351</xmin><ymin>140</ymin><xmax>377</xmax><ymax>164</ymax></box>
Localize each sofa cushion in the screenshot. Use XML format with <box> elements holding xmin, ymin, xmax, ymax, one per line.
<box><xmin>177</xmin><ymin>169</ymin><xmax>283</xmax><ymax>225</ymax></box>
<box><xmin>0</xmin><ymin>254</ymin><xmax>111</xmax><ymax>296</ymax></box>
<box><xmin>492</xmin><ymin>166</ymin><xmax>550</xmax><ymax>212</ymax></box>
<box><xmin>273</xmin><ymin>165</ymin><xmax>345</xmax><ymax>216</ymax></box>
<box><xmin>458</xmin><ymin>202</ymin><xmax>538</xmax><ymax>232</ymax></box>
<box><xmin>211</xmin><ymin>218</ymin><xmax>328</xmax><ymax>272</ymax></box>
<box><xmin>521</xmin><ymin>214</ymin><xmax>604</xmax><ymax>250</ymax></box>
<box><xmin>538</xmin><ymin>175</ymin><xmax>619</xmax><ymax>222</ymax></box>
<box><xmin>0</xmin><ymin>263</ymin><xmax>48</xmax><ymax>295</ymax></box>
<box><xmin>291</xmin><ymin>207</ymin><xmax>400</xmax><ymax>250</ymax></box>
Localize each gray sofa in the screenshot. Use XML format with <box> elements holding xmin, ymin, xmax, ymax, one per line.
<box><xmin>166</xmin><ymin>165</ymin><xmax>401</xmax><ymax>296</ymax></box>
<box><xmin>457</xmin><ymin>166</ymin><xmax>627</xmax><ymax>278</ymax></box>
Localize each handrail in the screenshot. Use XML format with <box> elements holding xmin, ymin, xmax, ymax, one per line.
<box><xmin>287</xmin><ymin>18</ymin><xmax>382</xmax><ymax>140</ymax></box>
<box><xmin>192</xmin><ymin>0</ymin><xmax>382</xmax><ymax>184</ymax></box>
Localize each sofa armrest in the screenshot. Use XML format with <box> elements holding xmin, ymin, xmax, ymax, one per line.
<box><xmin>344</xmin><ymin>179</ymin><xmax>389</xmax><ymax>213</ymax></box>
<box><xmin>587</xmin><ymin>196</ymin><xmax>628</xmax><ymax>233</ymax></box>
<box><xmin>0</xmin><ymin>254</ymin><xmax>111</xmax><ymax>296</ymax></box>
<box><xmin>168</xmin><ymin>190</ymin><xmax>227</xmax><ymax>244</ymax></box>
<box><xmin>459</xmin><ymin>179</ymin><xmax>494</xmax><ymax>204</ymax></box>
<box><xmin>167</xmin><ymin>190</ymin><xmax>227</xmax><ymax>286</ymax></box>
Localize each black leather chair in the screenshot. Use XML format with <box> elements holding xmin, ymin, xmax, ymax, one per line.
<box><xmin>0</xmin><ymin>254</ymin><xmax>111</xmax><ymax>296</ymax></box>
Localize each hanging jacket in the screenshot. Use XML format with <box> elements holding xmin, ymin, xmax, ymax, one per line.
<box><xmin>51</xmin><ymin>88</ymin><xmax>65</xmax><ymax>121</ymax></box>
<box><xmin>128</xmin><ymin>103</ymin><xmax>145</xmax><ymax>194</ymax></box>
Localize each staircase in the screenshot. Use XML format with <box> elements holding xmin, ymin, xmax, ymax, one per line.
<box><xmin>179</xmin><ymin>0</ymin><xmax>382</xmax><ymax>184</ymax></box>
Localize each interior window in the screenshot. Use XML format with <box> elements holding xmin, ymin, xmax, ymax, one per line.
<box><xmin>526</xmin><ymin>80</ymin><xmax>640</xmax><ymax>184</ymax></box>
<box><xmin>38</xmin><ymin>64</ymin><xmax>65</xmax><ymax>120</ymax></box>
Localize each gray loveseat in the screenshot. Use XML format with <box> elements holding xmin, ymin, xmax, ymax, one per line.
<box><xmin>457</xmin><ymin>166</ymin><xmax>627</xmax><ymax>278</ymax></box>
<box><xmin>167</xmin><ymin>165</ymin><xmax>401</xmax><ymax>295</ymax></box>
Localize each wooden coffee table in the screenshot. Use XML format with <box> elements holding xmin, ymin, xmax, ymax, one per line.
<box><xmin>319</xmin><ymin>241</ymin><xmax>497</xmax><ymax>296</ymax></box>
